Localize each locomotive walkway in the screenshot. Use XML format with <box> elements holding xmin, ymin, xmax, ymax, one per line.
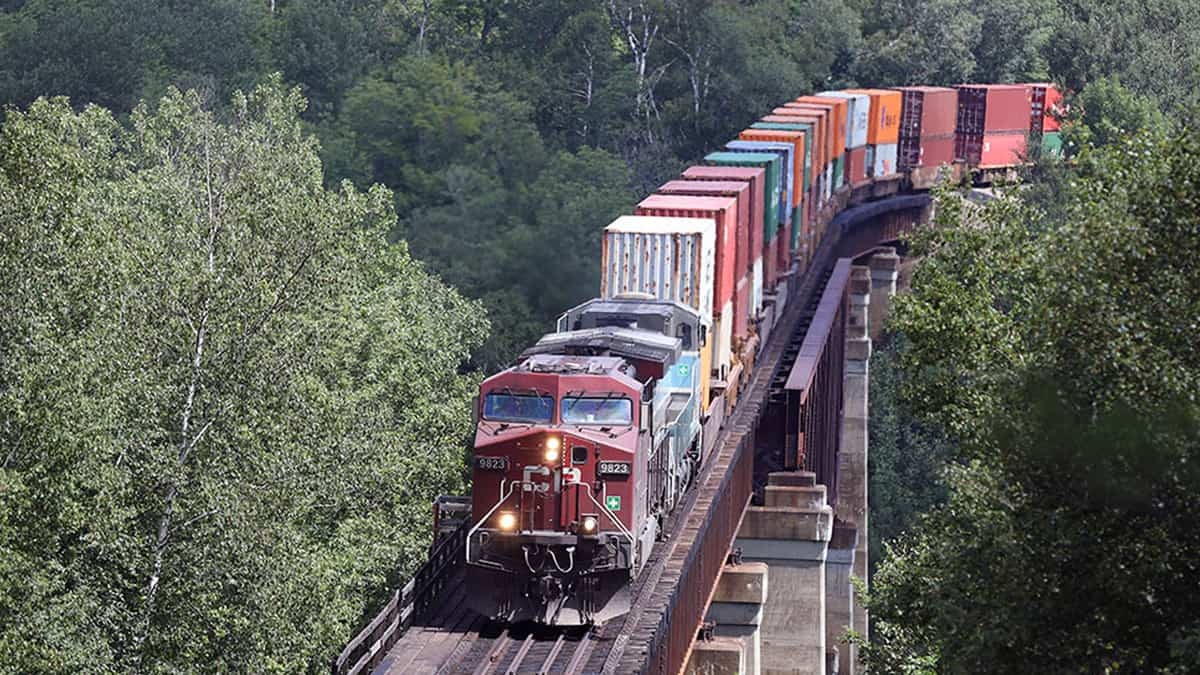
<box><xmin>333</xmin><ymin>175</ymin><xmax>934</xmax><ymax>675</ymax></box>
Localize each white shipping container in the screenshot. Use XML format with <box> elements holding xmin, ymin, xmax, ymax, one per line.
<box><xmin>819</xmin><ymin>91</ymin><xmax>870</xmax><ymax>149</ymax></box>
<box><xmin>873</xmin><ymin>143</ymin><xmax>898</xmax><ymax>177</ymax></box>
<box><xmin>601</xmin><ymin>216</ymin><xmax>715</xmax><ymax>325</ymax></box>
<box><xmin>751</xmin><ymin>257</ymin><xmax>763</xmax><ymax>323</ymax></box>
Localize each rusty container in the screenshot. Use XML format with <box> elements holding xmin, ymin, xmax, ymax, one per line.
<box><xmin>656</xmin><ymin>180</ymin><xmax>754</xmax><ymax>339</ymax></box>
<box><xmin>896</xmin><ymin>86</ymin><xmax>958</xmax><ymax>170</ymax></box>
<box><xmin>601</xmin><ymin>216</ymin><xmax>715</xmax><ymax>324</ymax></box>
<box><xmin>681</xmin><ymin>165</ymin><xmax>767</xmax><ymax>322</ymax></box>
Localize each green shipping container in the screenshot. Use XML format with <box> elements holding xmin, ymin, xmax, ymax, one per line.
<box><xmin>705</xmin><ymin>151</ymin><xmax>781</xmax><ymax>242</ymax></box>
<box><xmin>1042</xmin><ymin>131</ymin><xmax>1063</xmax><ymax>158</ymax></box>
<box><xmin>832</xmin><ymin>156</ymin><xmax>845</xmax><ymax>189</ymax></box>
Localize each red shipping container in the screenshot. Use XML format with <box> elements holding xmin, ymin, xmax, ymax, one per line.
<box><xmin>1028</xmin><ymin>83</ymin><xmax>1063</xmax><ymax>133</ymax></box>
<box><xmin>896</xmin><ymin>86</ymin><xmax>958</xmax><ymax>170</ymax></box>
<box><xmin>979</xmin><ymin>133</ymin><xmax>1028</xmax><ymax>168</ymax></box>
<box><xmin>635</xmin><ymin>194</ymin><xmax>739</xmax><ymax>312</ymax></box>
<box><xmin>774</xmin><ymin>229</ymin><xmax>789</xmax><ymax>279</ymax></box>
<box><xmin>656</xmin><ymin>180</ymin><xmax>753</xmax><ymax>340</ymax></box>
<box><xmin>847</xmin><ymin>146</ymin><xmax>867</xmax><ymax>184</ymax></box>
<box><xmin>957</xmin><ymin>84</ymin><xmax>1028</xmax><ymax>133</ymax></box>
<box><xmin>680</xmin><ymin>166</ymin><xmax>769</xmax><ymax>288</ymax></box>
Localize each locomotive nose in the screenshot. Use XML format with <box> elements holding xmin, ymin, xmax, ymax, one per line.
<box><xmin>532</xmin><ymin>574</ymin><xmax>564</xmax><ymax>602</ymax></box>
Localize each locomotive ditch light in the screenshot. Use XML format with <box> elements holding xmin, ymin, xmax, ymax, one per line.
<box><xmin>498</xmin><ymin>512</ymin><xmax>517</xmax><ymax>531</ymax></box>
<box><xmin>544</xmin><ymin>436</ymin><xmax>561</xmax><ymax>463</ymax></box>
<box><xmin>580</xmin><ymin>515</ymin><xmax>599</xmax><ymax>534</ymax></box>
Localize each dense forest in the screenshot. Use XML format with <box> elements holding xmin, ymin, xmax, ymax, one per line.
<box><xmin>1</xmin><ymin>0</ymin><xmax>1199</xmax><ymax>672</ymax></box>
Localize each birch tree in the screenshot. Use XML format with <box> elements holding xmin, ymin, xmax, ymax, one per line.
<box><xmin>0</xmin><ymin>79</ymin><xmax>485</xmax><ymax>672</ymax></box>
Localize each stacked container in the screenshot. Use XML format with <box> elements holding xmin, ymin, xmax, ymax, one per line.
<box><xmin>788</xmin><ymin>98</ymin><xmax>846</xmax><ymax>191</ymax></box>
<box><xmin>895</xmin><ymin>86</ymin><xmax>958</xmax><ymax>170</ymax></box>
<box><xmin>702</xmin><ymin>152</ymin><xmax>781</xmax><ymax>297</ymax></box>
<box><xmin>635</xmin><ymin>195</ymin><xmax>738</xmax><ymax>379</ymax></box>
<box><xmin>1028</xmin><ymin>83</ymin><xmax>1064</xmax><ymax>158</ymax></box>
<box><xmin>954</xmin><ymin>84</ymin><xmax>1032</xmax><ymax>167</ymax></box>
<box><xmin>654</xmin><ymin>180</ymin><xmax>754</xmax><ymax>342</ymax></box>
<box><xmin>818</xmin><ymin>91</ymin><xmax>871</xmax><ymax>184</ymax></box>
<box><xmin>680</xmin><ymin>166</ymin><xmax>766</xmax><ymax>326</ymax></box>
<box><xmin>601</xmin><ymin>215</ymin><xmax>717</xmax><ymax>389</ymax></box>
<box><xmin>723</xmin><ymin>141</ymin><xmax>793</xmax><ymax>282</ymax></box>
<box><xmin>766</xmin><ymin>110</ymin><xmax>831</xmax><ymax>202</ymax></box>
<box><xmin>750</xmin><ymin>120</ymin><xmax>819</xmax><ymax>256</ymax></box>
<box><xmin>738</xmin><ymin>129</ymin><xmax>807</xmax><ymax>275</ymax></box>
<box><xmin>846</xmin><ymin>89</ymin><xmax>902</xmax><ymax>177</ymax></box>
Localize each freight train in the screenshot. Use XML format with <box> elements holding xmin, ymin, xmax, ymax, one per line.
<box><xmin>461</xmin><ymin>82</ymin><xmax>1063</xmax><ymax>626</ymax></box>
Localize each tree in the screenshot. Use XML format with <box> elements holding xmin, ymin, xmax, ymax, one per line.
<box><xmin>0</xmin><ymin>79</ymin><xmax>485</xmax><ymax>672</ymax></box>
<box><xmin>863</xmin><ymin>123</ymin><xmax>1200</xmax><ymax>672</ymax></box>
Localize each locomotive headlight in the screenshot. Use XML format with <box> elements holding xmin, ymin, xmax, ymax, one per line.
<box><xmin>581</xmin><ymin>515</ymin><xmax>598</xmax><ymax>534</ymax></box>
<box><xmin>497</xmin><ymin>512</ymin><xmax>517</xmax><ymax>531</ymax></box>
<box><xmin>544</xmin><ymin>436</ymin><xmax>561</xmax><ymax>463</ymax></box>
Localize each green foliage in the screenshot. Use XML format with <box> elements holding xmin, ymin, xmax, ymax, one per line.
<box><xmin>866</xmin><ymin>122</ymin><xmax>1200</xmax><ymax>672</ymax></box>
<box><xmin>0</xmin><ymin>80</ymin><xmax>484</xmax><ymax>672</ymax></box>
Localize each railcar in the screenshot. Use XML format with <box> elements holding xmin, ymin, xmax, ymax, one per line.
<box><xmin>459</xmin><ymin>81</ymin><xmax>1063</xmax><ymax>627</ymax></box>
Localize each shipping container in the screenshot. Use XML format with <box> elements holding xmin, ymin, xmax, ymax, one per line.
<box><xmin>955</xmin><ymin>84</ymin><xmax>1030</xmax><ymax>134</ymax></box>
<box><xmin>792</xmin><ymin>97</ymin><xmax>847</xmax><ymax>154</ymax></box>
<box><xmin>738</xmin><ymin>130</ymin><xmax>808</xmax><ymax>267</ymax></box>
<box><xmin>896</xmin><ymin>86</ymin><xmax>958</xmax><ymax>170</ymax></box>
<box><xmin>847</xmin><ymin>145</ymin><xmax>867</xmax><ymax>184</ymax></box>
<box><xmin>636</xmin><ymin>194</ymin><xmax>738</xmax><ymax>310</ymax></box>
<box><xmin>1041</xmin><ymin>131</ymin><xmax>1063</xmax><ymax>158</ymax></box>
<box><xmin>845</xmin><ymin>88</ymin><xmax>902</xmax><ymax>144</ymax></box>
<box><xmin>897</xmin><ymin>86</ymin><xmax>958</xmax><ymax>136</ymax></box>
<box><xmin>751</xmin><ymin>120</ymin><xmax>819</xmax><ymax>249</ymax></box>
<box><xmin>817</xmin><ymin>90</ymin><xmax>870</xmax><ymax>149</ymax></box>
<box><xmin>702</xmin><ymin>153</ymin><xmax>781</xmax><ymax>294</ymax></box>
<box><xmin>977</xmin><ymin>132</ymin><xmax>1027</xmax><ymax>168</ymax></box>
<box><xmin>870</xmin><ymin>143</ymin><xmax>899</xmax><ymax>177</ymax></box>
<box><xmin>725</xmin><ymin>141</ymin><xmax>793</xmax><ymax>260</ymax></box>
<box><xmin>766</xmin><ymin>110</ymin><xmax>832</xmax><ymax>201</ymax></box>
<box><xmin>785</xmin><ymin>101</ymin><xmax>845</xmax><ymax>190</ymax></box>
<box><xmin>601</xmin><ymin>215</ymin><xmax>723</xmax><ymax>382</ymax></box>
<box><xmin>681</xmin><ymin>166</ymin><xmax>767</xmax><ymax>320</ymax></box>
<box><xmin>1027</xmin><ymin>83</ymin><xmax>1063</xmax><ymax>133</ymax></box>
<box><xmin>601</xmin><ymin>216</ymin><xmax>715</xmax><ymax>324</ymax></box>
<box><xmin>656</xmin><ymin>180</ymin><xmax>755</xmax><ymax>339</ymax></box>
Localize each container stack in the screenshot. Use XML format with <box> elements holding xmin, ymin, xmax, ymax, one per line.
<box><xmin>789</xmin><ymin>97</ymin><xmax>847</xmax><ymax>190</ymax></box>
<box><xmin>954</xmin><ymin>84</ymin><xmax>1032</xmax><ymax>167</ymax></box>
<box><xmin>702</xmin><ymin>152</ymin><xmax>781</xmax><ymax>300</ymax></box>
<box><xmin>896</xmin><ymin>86</ymin><xmax>958</xmax><ymax>171</ymax></box>
<box><xmin>1028</xmin><ymin>83</ymin><xmax>1064</xmax><ymax>158</ymax></box>
<box><xmin>846</xmin><ymin>89</ymin><xmax>901</xmax><ymax>178</ymax></box>
<box><xmin>818</xmin><ymin>90</ymin><xmax>871</xmax><ymax>185</ymax></box>
<box><xmin>737</xmin><ymin>128</ymin><xmax>807</xmax><ymax>276</ymax></box>
<box><xmin>749</xmin><ymin>118</ymin><xmax>818</xmax><ymax>262</ymax></box>
<box><xmin>680</xmin><ymin>166</ymin><xmax>766</xmax><ymax>328</ymax></box>
<box><xmin>654</xmin><ymin>180</ymin><xmax>754</xmax><ymax>345</ymax></box>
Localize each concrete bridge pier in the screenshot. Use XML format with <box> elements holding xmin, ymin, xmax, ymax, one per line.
<box><xmin>734</xmin><ymin>471</ymin><xmax>834</xmax><ymax>674</ymax></box>
<box><xmin>686</xmin><ymin>562</ymin><xmax>769</xmax><ymax>675</ymax></box>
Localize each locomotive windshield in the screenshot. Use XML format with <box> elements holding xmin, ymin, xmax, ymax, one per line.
<box><xmin>561</xmin><ymin>396</ymin><xmax>633</xmax><ymax>425</ymax></box>
<box><xmin>483</xmin><ymin>392</ymin><xmax>554</xmax><ymax>423</ymax></box>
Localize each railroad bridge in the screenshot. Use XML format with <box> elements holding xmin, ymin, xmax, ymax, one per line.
<box><xmin>333</xmin><ymin>173</ymin><xmax>941</xmax><ymax>675</ymax></box>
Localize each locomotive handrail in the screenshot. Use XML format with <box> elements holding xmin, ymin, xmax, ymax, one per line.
<box><xmin>331</xmin><ymin>515</ymin><xmax>469</xmax><ymax>675</ymax></box>
<box><xmin>464</xmin><ymin>479</ymin><xmax>518</xmax><ymax>569</ymax></box>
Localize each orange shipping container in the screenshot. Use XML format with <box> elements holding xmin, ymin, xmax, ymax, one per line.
<box><xmin>739</xmin><ymin>129</ymin><xmax>805</xmax><ymax>206</ymax></box>
<box><xmin>771</xmin><ymin>107</ymin><xmax>830</xmax><ymax>171</ymax></box>
<box><xmin>763</xmin><ymin>112</ymin><xmax>826</xmax><ymax>174</ymax></box>
<box><xmin>793</xmin><ymin>96</ymin><xmax>847</xmax><ymax>152</ymax></box>
<box><xmin>846</xmin><ymin>89</ymin><xmax>901</xmax><ymax>144</ymax></box>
